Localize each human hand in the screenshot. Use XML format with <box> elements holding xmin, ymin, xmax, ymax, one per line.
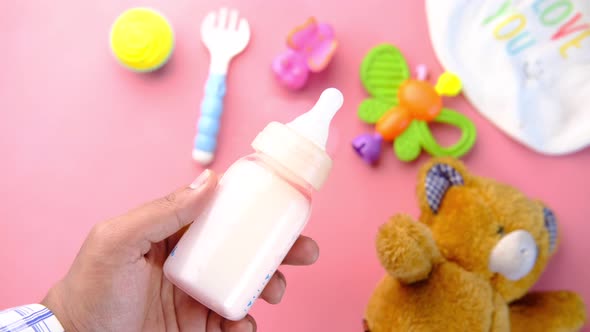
<box><xmin>42</xmin><ymin>169</ymin><xmax>320</xmax><ymax>332</ymax></box>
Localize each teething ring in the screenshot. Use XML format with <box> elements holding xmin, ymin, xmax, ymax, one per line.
<box><xmin>352</xmin><ymin>43</ymin><xmax>477</xmax><ymax>164</ymax></box>
<box><xmin>394</xmin><ymin>109</ymin><xmax>477</xmax><ymax>162</ymax></box>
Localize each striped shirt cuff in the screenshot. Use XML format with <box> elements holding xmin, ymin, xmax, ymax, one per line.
<box><xmin>0</xmin><ymin>304</ymin><xmax>64</xmax><ymax>332</ymax></box>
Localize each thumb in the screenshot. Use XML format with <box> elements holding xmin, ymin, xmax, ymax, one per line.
<box><xmin>102</xmin><ymin>169</ymin><xmax>218</xmax><ymax>254</ymax></box>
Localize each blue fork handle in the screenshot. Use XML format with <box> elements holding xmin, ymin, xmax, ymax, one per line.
<box><xmin>194</xmin><ymin>73</ymin><xmax>227</xmax><ymax>157</ymax></box>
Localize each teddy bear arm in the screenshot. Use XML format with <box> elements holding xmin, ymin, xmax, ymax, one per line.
<box><xmin>376</xmin><ymin>215</ymin><xmax>441</xmax><ymax>284</ymax></box>
<box><xmin>509</xmin><ymin>291</ymin><xmax>587</xmax><ymax>332</ymax></box>
<box><xmin>490</xmin><ymin>292</ymin><xmax>510</xmax><ymax>332</ymax></box>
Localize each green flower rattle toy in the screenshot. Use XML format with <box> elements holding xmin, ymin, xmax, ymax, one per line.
<box><xmin>352</xmin><ymin>43</ymin><xmax>477</xmax><ymax>164</ymax></box>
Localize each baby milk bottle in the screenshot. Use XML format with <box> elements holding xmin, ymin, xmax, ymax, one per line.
<box><xmin>163</xmin><ymin>88</ymin><xmax>343</xmax><ymax>320</ymax></box>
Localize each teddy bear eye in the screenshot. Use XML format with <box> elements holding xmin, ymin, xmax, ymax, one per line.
<box><xmin>496</xmin><ymin>226</ymin><xmax>505</xmax><ymax>235</ymax></box>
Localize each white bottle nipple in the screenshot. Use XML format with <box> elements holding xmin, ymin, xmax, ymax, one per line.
<box><xmin>287</xmin><ymin>88</ymin><xmax>344</xmax><ymax>150</ymax></box>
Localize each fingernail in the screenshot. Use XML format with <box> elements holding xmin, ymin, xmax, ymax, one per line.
<box><xmin>222</xmin><ymin>316</ymin><xmax>255</xmax><ymax>332</ymax></box>
<box><xmin>247</xmin><ymin>315</ymin><xmax>256</xmax><ymax>331</ymax></box>
<box><xmin>277</xmin><ymin>271</ymin><xmax>287</xmax><ymax>289</ymax></box>
<box><xmin>190</xmin><ymin>169</ymin><xmax>211</xmax><ymax>189</ymax></box>
<box><xmin>311</xmin><ymin>242</ymin><xmax>320</xmax><ymax>263</ymax></box>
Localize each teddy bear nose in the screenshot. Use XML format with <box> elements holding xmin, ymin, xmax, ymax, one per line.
<box><xmin>489</xmin><ymin>230</ymin><xmax>538</xmax><ymax>281</ymax></box>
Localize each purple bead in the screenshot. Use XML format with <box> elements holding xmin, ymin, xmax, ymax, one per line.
<box><xmin>416</xmin><ymin>64</ymin><xmax>428</xmax><ymax>81</ymax></box>
<box><xmin>352</xmin><ymin>133</ymin><xmax>383</xmax><ymax>164</ymax></box>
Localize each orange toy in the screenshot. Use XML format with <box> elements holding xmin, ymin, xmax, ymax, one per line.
<box><xmin>352</xmin><ymin>43</ymin><xmax>477</xmax><ymax>164</ymax></box>
<box><xmin>375</xmin><ymin>79</ymin><xmax>443</xmax><ymax>141</ymax></box>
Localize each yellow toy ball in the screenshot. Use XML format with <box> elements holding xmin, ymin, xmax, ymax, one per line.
<box><xmin>435</xmin><ymin>72</ymin><xmax>463</xmax><ymax>97</ymax></box>
<box><xmin>109</xmin><ymin>7</ymin><xmax>175</xmax><ymax>72</ymax></box>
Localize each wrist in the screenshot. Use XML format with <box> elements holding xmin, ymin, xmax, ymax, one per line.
<box><xmin>41</xmin><ymin>284</ymin><xmax>80</xmax><ymax>332</ymax></box>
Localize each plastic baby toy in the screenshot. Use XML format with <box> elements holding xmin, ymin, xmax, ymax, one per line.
<box><xmin>352</xmin><ymin>43</ymin><xmax>477</xmax><ymax>165</ymax></box>
<box><xmin>272</xmin><ymin>17</ymin><xmax>337</xmax><ymax>90</ymax></box>
<box><xmin>109</xmin><ymin>7</ymin><xmax>175</xmax><ymax>72</ymax></box>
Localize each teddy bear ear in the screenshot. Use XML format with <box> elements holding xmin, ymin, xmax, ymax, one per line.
<box><xmin>423</xmin><ymin>161</ymin><xmax>466</xmax><ymax>214</ymax></box>
<box><xmin>543</xmin><ymin>207</ymin><xmax>558</xmax><ymax>254</ymax></box>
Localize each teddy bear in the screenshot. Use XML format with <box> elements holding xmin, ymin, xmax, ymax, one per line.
<box><xmin>363</xmin><ymin>157</ymin><xmax>587</xmax><ymax>332</ymax></box>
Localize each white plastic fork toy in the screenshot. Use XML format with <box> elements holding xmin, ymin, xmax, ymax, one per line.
<box><xmin>193</xmin><ymin>8</ymin><xmax>251</xmax><ymax>165</ymax></box>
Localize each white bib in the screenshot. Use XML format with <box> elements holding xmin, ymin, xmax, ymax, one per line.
<box><xmin>425</xmin><ymin>0</ymin><xmax>590</xmax><ymax>155</ymax></box>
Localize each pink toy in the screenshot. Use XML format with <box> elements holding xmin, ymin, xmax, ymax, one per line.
<box><xmin>272</xmin><ymin>17</ymin><xmax>337</xmax><ymax>90</ymax></box>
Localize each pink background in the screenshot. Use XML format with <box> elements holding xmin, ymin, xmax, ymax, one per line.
<box><xmin>1</xmin><ymin>0</ymin><xmax>589</xmax><ymax>331</ymax></box>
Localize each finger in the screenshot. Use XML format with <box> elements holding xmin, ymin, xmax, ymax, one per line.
<box><xmin>259</xmin><ymin>270</ymin><xmax>286</xmax><ymax>304</ymax></box>
<box><xmin>173</xmin><ymin>285</ymin><xmax>209</xmax><ymax>331</ymax></box>
<box><xmin>282</xmin><ymin>235</ymin><xmax>319</xmax><ymax>266</ymax></box>
<box><xmin>165</xmin><ymin>224</ymin><xmax>191</xmax><ymax>253</ymax></box>
<box><xmin>163</xmin><ymin>169</ymin><xmax>226</xmax><ymax>249</ymax></box>
<box><xmin>104</xmin><ymin>169</ymin><xmax>218</xmax><ymax>253</ymax></box>
<box><xmin>221</xmin><ymin>315</ymin><xmax>256</xmax><ymax>332</ymax></box>
<box><xmin>206</xmin><ymin>310</ymin><xmax>223</xmax><ymax>332</ymax></box>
